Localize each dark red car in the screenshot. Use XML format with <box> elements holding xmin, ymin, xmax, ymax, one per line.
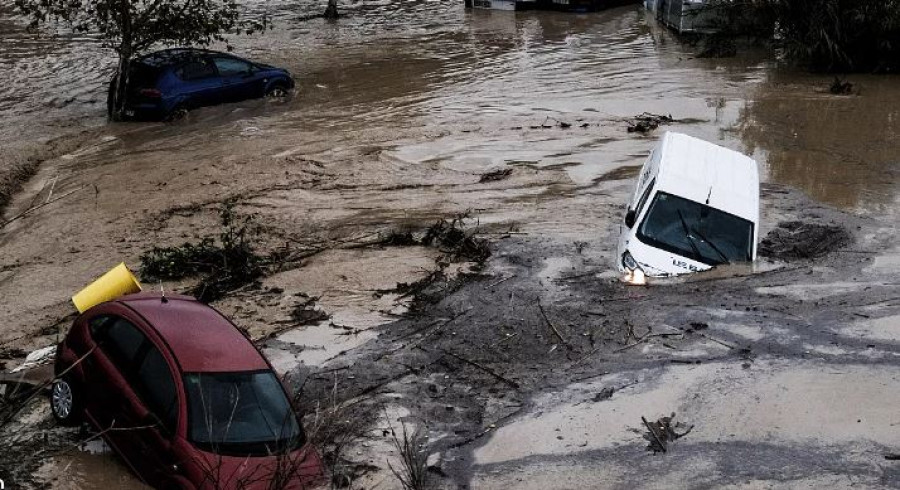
<box><xmin>51</xmin><ymin>293</ymin><xmax>324</xmax><ymax>489</ymax></box>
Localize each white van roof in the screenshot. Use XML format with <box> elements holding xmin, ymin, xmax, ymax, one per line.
<box><xmin>655</xmin><ymin>132</ymin><xmax>759</xmax><ymax>222</ymax></box>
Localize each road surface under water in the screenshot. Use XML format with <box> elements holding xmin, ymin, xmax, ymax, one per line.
<box><xmin>0</xmin><ymin>0</ymin><xmax>899</xmax><ymax>487</ymax></box>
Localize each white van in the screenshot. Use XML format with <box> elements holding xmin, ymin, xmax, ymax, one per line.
<box><xmin>617</xmin><ymin>132</ymin><xmax>759</xmax><ymax>284</ymax></box>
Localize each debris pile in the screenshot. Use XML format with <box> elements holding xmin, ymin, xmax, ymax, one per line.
<box><xmin>291</xmin><ymin>294</ymin><xmax>330</xmax><ymax>326</ymax></box>
<box><xmin>479</xmin><ymin>168</ymin><xmax>513</xmax><ymax>183</ymax></box>
<box><xmin>759</xmin><ymin>221</ymin><xmax>851</xmax><ymax>260</ymax></box>
<box><xmin>377</xmin><ymin>213</ymin><xmax>490</xmax><ymax>265</ymax></box>
<box><xmin>829</xmin><ymin>77</ymin><xmax>853</xmax><ymax>95</ymax></box>
<box><xmin>421</xmin><ymin>214</ymin><xmax>491</xmax><ymax>264</ymax></box>
<box><xmin>641</xmin><ymin>413</ymin><xmax>693</xmax><ymax>453</ymax></box>
<box><xmin>627</xmin><ymin>113</ymin><xmax>674</xmax><ymax>133</ymax></box>
<box><xmin>523</xmin><ymin>116</ymin><xmax>573</xmax><ymax>130</ymax></box>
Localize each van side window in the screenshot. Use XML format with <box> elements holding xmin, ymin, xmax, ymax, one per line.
<box><xmin>136</xmin><ymin>346</ymin><xmax>178</xmax><ymax>432</ymax></box>
<box><xmin>634</xmin><ymin>178</ymin><xmax>656</xmax><ymax>217</ymax></box>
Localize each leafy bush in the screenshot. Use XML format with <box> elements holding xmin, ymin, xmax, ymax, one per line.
<box><xmin>778</xmin><ymin>0</ymin><xmax>900</xmax><ymax>71</ymax></box>
<box><xmin>709</xmin><ymin>0</ymin><xmax>900</xmax><ymax>72</ymax></box>
<box><xmin>140</xmin><ymin>202</ymin><xmax>264</xmax><ymax>302</ymax></box>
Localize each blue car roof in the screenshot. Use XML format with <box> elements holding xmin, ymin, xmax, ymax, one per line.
<box><xmin>137</xmin><ymin>48</ymin><xmax>232</xmax><ymax>68</ymax></box>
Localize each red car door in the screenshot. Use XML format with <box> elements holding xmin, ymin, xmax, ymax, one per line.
<box><xmin>82</xmin><ymin>315</ymin><xmax>176</xmax><ymax>485</ymax></box>
<box><xmin>129</xmin><ymin>340</ymin><xmax>182</xmax><ymax>486</ymax></box>
<box><xmin>82</xmin><ymin>316</ymin><xmax>148</xmax><ymax>470</ymax></box>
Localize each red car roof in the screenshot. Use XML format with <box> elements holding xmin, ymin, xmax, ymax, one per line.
<box><xmin>117</xmin><ymin>293</ymin><xmax>268</xmax><ymax>372</ymax></box>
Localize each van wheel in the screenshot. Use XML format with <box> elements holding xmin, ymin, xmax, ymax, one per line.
<box><xmin>50</xmin><ymin>375</ymin><xmax>82</xmax><ymax>426</ymax></box>
<box><xmin>266</xmin><ymin>84</ymin><xmax>289</xmax><ymax>98</ymax></box>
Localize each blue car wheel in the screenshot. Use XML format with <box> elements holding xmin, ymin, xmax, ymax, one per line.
<box><xmin>265</xmin><ymin>82</ymin><xmax>290</xmax><ymax>98</ymax></box>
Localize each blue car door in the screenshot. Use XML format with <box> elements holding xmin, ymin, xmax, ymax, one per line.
<box><xmin>212</xmin><ymin>56</ymin><xmax>265</xmax><ymax>102</ymax></box>
<box><xmin>173</xmin><ymin>57</ymin><xmax>223</xmax><ymax>108</ymax></box>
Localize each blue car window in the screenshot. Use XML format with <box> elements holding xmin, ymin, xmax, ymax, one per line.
<box><xmin>213</xmin><ymin>57</ymin><xmax>252</xmax><ymax>77</ymax></box>
<box><xmin>177</xmin><ymin>60</ymin><xmax>217</xmax><ymax>80</ymax></box>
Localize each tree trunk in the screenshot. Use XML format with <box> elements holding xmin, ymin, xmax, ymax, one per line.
<box><xmin>324</xmin><ymin>0</ymin><xmax>339</xmax><ymax>19</ymax></box>
<box><xmin>111</xmin><ymin>53</ymin><xmax>131</xmax><ymax>121</ymax></box>
<box><xmin>111</xmin><ymin>0</ymin><xmax>133</xmax><ymax>121</ymax></box>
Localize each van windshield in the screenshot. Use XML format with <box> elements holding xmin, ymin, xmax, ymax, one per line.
<box><xmin>184</xmin><ymin>371</ymin><xmax>303</xmax><ymax>455</ymax></box>
<box><xmin>637</xmin><ymin>192</ymin><xmax>753</xmax><ymax>266</ymax></box>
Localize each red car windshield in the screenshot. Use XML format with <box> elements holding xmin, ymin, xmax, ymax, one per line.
<box><xmin>184</xmin><ymin>371</ymin><xmax>303</xmax><ymax>455</ymax></box>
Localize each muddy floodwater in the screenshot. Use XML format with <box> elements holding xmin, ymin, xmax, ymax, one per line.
<box><xmin>1</xmin><ymin>0</ymin><xmax>900</xmax><ymax>488</ymax></box>
<box><xmin>2</xmin><ymin>1</ymin><xmax>899</xmax><ymax>215</ymax></box>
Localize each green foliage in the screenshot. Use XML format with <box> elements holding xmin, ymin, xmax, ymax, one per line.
<box><xmin>13</xmin><ymin>0</ymin><xmax>267</xmax><ymax>54</ymax></box>
<box><xmin>771</xmin><ymin>0</ymin><xmax>900</xmax><ymax>72</ymax></box>
<box><xmin>708</xmin><ymin>0</ymin><xmax>900</xmax><ymax>72</ymax></box>
<box><xmin>140</xmin><ymin>202</ymin><xmax>264</xmax><ymax>302</ymax></box>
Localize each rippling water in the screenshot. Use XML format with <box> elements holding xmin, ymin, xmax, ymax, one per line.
<box><xmin>0</xmin><ymin>2</ymin><xmax>896</xmax><ymax>245</ymax></box>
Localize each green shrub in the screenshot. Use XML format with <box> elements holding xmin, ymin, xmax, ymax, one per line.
<box><xmin>140</xmin><ymin>202</ymin><xmax>264</xmax><ymax>302</ymax></box>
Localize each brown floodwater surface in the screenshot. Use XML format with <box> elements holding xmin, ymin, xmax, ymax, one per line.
<box><xmin>2</xmin><ymin>2</ymin><xmax>898</xmax><ymax>214</ymax></box>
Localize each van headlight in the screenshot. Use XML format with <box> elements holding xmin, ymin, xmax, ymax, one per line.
<box><xmin>621</xmin><ymin>251</ymin><xmax>647</xmax><ymax>286</ymax></box>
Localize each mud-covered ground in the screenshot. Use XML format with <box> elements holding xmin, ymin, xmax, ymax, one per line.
<box><xmin>1</xmin><ymin>1</ymin><xmax>900</xmax><ymax>488</ymax></box>
<box><xmin>288</xmin><ymin>186</ymin><xmax>900</xmax><ymax>489</ymax></box>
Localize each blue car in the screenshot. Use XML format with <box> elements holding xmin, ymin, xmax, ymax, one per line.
<box><xmin>108</xmin><ymin>48</ymin><xmax>295</xmax><ymax>120</ymax></box>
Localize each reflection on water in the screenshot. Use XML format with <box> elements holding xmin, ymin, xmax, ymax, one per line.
<box><xmin>738</xmin><ymin>72</ymin><xmax>900</xmax><ymax>214</ymax></box>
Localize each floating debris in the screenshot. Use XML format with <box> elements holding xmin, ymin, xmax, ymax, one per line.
<box><xmin>479</xmin><ymin>168</ymin><xmax>513</xmax><ymax>183</ymax></box>
<box><xmin>641</xmin><ymin>412</ymin><xmax>693</xmax><ymax>453</ymax></box>
<box><xmin>830</xmin><ymin>77</ymin><xmax>853</xmax><ymax>95</ymax></box>
<box><xmin>291</xmin><ymin>294</ymin><xmax>330</xmax><ymax>326</ymax></box>
<box><xmin>759</xmin><ymin>221</ymin><xmax>851</xmax><ymax>260</ymax></box>
<box><xmin>627</xmin><ymin>113</ymin><xmax>674</xmax><ymax>133</ymax></box>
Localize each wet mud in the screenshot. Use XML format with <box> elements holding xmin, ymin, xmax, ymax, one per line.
<box><xmin>759</xmin><ymin>220</ymin><xmax>852</xmax><ymax>261</ymax></box>
<box><xmin>0</xmin><ymin>1</ymin><xmax>899</xmax><ymax>488</ymax></box>
<box><xmin>292</xmin><ymin>186</ymin><xmax>898</xmax><ymax>489</ymax></box>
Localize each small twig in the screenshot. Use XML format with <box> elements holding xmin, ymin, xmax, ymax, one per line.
<box><xmin>615</xmin><ymin>330</ymin><xmax>684</xmax><ymax>353</ymax></box>
<box><xmin>570</xmin><ymin>346</ymin><xmax>602</xmax><ymax>367</ymax></box>
<box><xmin>489</xmin><ymin>332</ymin><xmax>519</xmax><ymax>348</ymax></box>
<box><xmin>615</xmin><ymin>330</ymin><xmax>653</xmax><ymax>352</ymax></box>
<box><xmin>44</xmin><ymin>175</ymin><xmax>59</xmax><ymax>204</ymax></box>
<box><xmin>642</xmin><ymin>416</ymin><xmax>667</xmax><ymax>453</ymax></box>
<box><xmin>538</xmin><ymin>301</ymin><xmax>569</xmax><ymax>348</ymax></box>
<box><xmin>440</xmin><ymin>349</ymin><xmax>519</xmax><ymax>389</ymax></box>
<box><xmin>487</xmin><ymin>274</ymin><xmax>514</xmax><ymax>288</ymax></box>
<box><xmin>693</xmin><ymin>331</ymin><xmax>735</xmax><ymax>350</ymax></box>
<box><xmin>1</xmin><ymin>186</ymin><xmax>84</xmax><ymax>229</ymax></box>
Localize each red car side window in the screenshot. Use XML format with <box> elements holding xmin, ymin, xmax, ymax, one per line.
<box><xmin>88</xmin><ymin>315</ymin><xmax>112</xmax><ymax>339</ymax></box>
<box><xmin>135</xmin><ymin>345</ymin><xmax>178</xmax><ymax>432</ymax></box>
<box><xmin>90</xmin><ymin>314</ymin><xmax>178</xmax><ymax>433</ymax></box>
<box><xmin>98</xmin><ymin>317</ymin><xmax>147</xmax><ymax>371</ymax></box>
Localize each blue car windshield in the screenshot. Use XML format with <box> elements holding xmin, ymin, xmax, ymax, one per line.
<box><xmin>184</xmin><ymin>371</ymin><xmax>303</xmax><ymax>455</ymax></box>
<box><xmin>637</xmin><ymin>192</ymin><xmax>754</xmax><ymax>265</ymax></box>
